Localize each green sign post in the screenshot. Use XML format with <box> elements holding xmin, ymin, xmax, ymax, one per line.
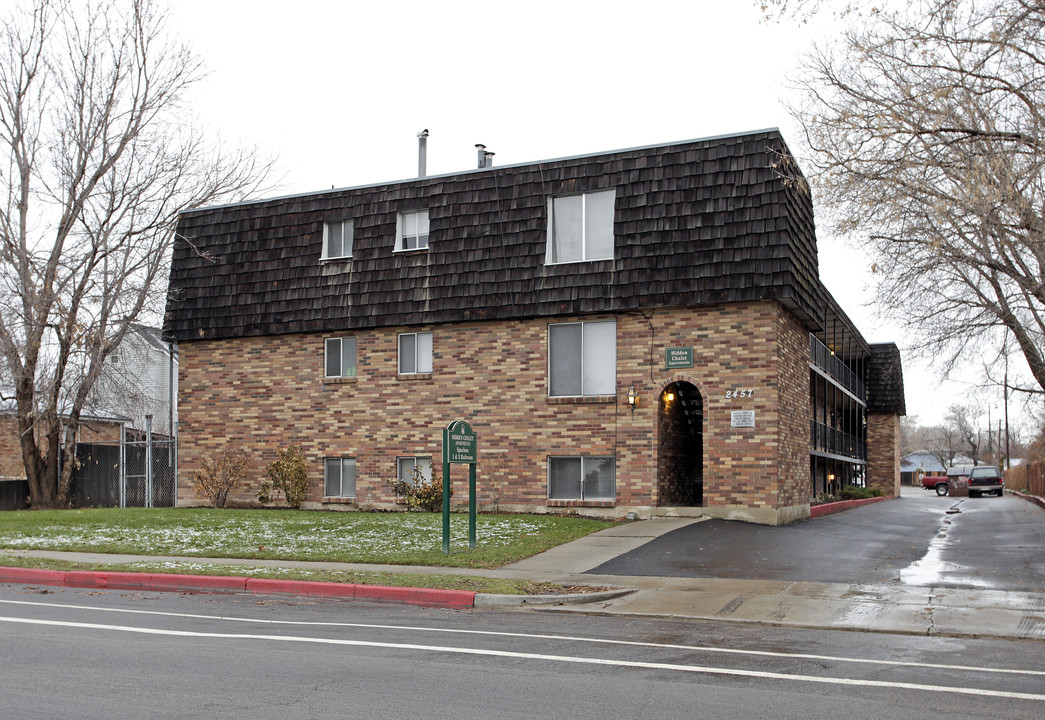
<box><xmin>441</xmin><ymin>420</ymin><xmax>478</xmax><ymax>555</ymax></box>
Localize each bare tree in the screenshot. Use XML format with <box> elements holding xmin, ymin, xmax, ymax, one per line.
<box><xmin>900</xmin><ymin>416</ymin><xmax>958</xmax><ymax>468</ymax></box>
<box><xmin>900</xmin><ymin>414</ymin><xmax>921</xmax><ymax>455</ymax></box>
<box><xmin>772</xmin><ymin>0</ymin><xmax>1045</xmax><ymax>394</ymax></box>
<box><xmin>946</xmin><ymin>403</ymin><xmax>985</xmax><ymax>464</ymax></box>
<box><xmin>0</xmin><ymin>0</ymin><xmax>268</xmax><ymax>508</ymax></box>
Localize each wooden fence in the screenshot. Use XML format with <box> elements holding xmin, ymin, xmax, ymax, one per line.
<box><xmin>0</xmin><ymin>477</ymin><xmax>28</xmax><ymax>511</ymax></box>
<box><xmin>1004</xmin><ymin>462</ymin><xmax>1045</xmax><ymax>496</ymax></box>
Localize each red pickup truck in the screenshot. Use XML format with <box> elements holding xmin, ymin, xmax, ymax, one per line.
<box><xmin>921</xmin><ymin>475</ymin><xmax>950</xmax><ymax>496</ymax></box>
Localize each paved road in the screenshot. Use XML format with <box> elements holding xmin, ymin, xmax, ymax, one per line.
<box><xmin>589</xmin><ymin>489</ymin><xmax>1045</xmax><ymax>592</ymax></box>
<box><xmin>2</xmin><ymin>585</ymin><xmax>1044</xmax><ymax>719</ymax></box>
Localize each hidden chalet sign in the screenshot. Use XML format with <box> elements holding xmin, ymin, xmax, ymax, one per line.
<box><xmin>665</xmin><ymin>347</ymin><xmax>693</xmax><ymax>369</ymax></box>
<box><xmin>445</xmin><ymin>420</ymin><xmax>477</xmax><ymax>464</ymax></box>
<box><xmin>441</xmin><ymin>420</ymin><xmax>479</xmax><ymax>554</ymax></box>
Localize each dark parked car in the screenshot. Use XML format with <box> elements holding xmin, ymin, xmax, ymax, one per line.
<box><xmin>967</xmin><ymin>465</ymin><xmax>1004</xmax><ymax>497</ymax></box>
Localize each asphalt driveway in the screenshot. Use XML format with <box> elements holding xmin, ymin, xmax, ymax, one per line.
<box><xmin>588</xmin><ymin>487</ymin><xmax>1045</xmax><ymax>592</ymax></box>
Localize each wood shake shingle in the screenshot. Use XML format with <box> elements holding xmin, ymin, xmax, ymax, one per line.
<box><xmin>165</xmin><ymin>129</ymin><xmax>823</xmax><ymax>341</ymax></box>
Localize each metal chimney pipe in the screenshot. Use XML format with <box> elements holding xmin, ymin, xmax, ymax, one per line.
<box><xmin>476</xmin><ymin>144</ymin><xmax>495</xmax><ymax>169</ymax></box>
<box><xmin>418</xmin><ymin>129</ymin><xmax>429</xmax><ymax>177</ymax></box>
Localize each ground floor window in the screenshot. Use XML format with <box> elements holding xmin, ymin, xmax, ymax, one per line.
<box><xmin>548</xmin><ymin>456</ymin><xmax>615</xmax><ymax>501</ymax></box>
<box><xmin>324</xmin><ymin>457</ymin><xmax>357</xmax><ymax>497</ymax></box>
<box><xmin>397</xmin><ymin>456</ymin><xmax>432</xmax><ymax>485</ymax></box>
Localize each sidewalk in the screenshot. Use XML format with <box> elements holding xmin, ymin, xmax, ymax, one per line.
<box><xmin>4</xmin><ymin>516</ymin><xmax>1045</xmax><ymax>642</ymax></box>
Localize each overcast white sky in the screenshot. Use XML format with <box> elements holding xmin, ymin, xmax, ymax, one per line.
<box><xmin>164</xmin><ymin>0</ymin><xmax>1017</xmax><ymax>429</ymax></box>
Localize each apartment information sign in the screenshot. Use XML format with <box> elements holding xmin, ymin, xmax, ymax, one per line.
<box><xmin>665</xmin><ymin>347</ymin><xmax>694</xmax><ymax>369</ymax></box>
<box><xmin>445</xmin><ymin>421</ymin><xmax>477</xmax><ymax>464</ymax></box>
<box><xmin>731</xmin><ymin>410</ymin><xmax>756</xmax><ymax>428</ymax></box>
<box><xmin>441</xmin><ymin>420</ymin><xmax>478</xmax><ymax>554</ymax></box>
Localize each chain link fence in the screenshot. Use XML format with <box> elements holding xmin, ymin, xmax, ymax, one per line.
<box><xmin>67</xmin><ymin>436</ymin><xmax>177</xmax><ymax>508</ymax></box>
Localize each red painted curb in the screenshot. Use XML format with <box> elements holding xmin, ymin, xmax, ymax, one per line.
<box><xmin>64</xmin><ymin>570</ymin><xmax>148</xmax><ymax>590</ymax></box>
<box><xmin>1013</xmin><ymin>491</ymin><xmax>1045</xmax><ymax>511</ymax></box>
<box><xmin>810</xmin><ymin>494</ymin><xmax>893</xmax><ymax>518</ymax></box>
<box><xmin>0</xmin><ymin>566</ymin><xmax>67</xmax><ymax>585</ymax></box>
<box><xmin>0</xmin><ymin>566</ymin><xmax>477</xmax><ymax>609</ymax></box>
<box><xmin>245</xmin><ymin>578</ymin><xmax>357</xmax><ymax>598</ymax></box>
<box><xmin>144</xmin><ymin>573</ymin><xmax>249</xmax><ymax>593</ymax></box>
<box><xmin>353</xmin><ymin>583</ymin><xmax>476</xmax><ymax>609</ymax></box>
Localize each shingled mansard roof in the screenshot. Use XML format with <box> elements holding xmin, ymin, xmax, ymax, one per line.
<box><xmin>164</xmin><ymin>129</ymin><xmax>825</xmax><ymax>339</ymax></box>
<box><xmin>866</xmin><ymin>343</ymin><xmax>906</xmax><ymax>416</ymax></box>
<box><xmin>163</xmin><ymin>128</ymin><xmax>904</xmax><ymax>413</ymax></box>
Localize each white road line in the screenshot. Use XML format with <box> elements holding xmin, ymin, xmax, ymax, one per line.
<box><xmin>2</xmin><ymin>597</ymin><xmax>1042</xmax><ymax>678</ymax></box>
<box><xmin>2</xmin><ymin>614</ymin><xmax>1043</xmax><ymax>702</ymax></box>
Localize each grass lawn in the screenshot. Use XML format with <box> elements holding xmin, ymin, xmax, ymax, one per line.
<box><xmin>0</xmin><ymin>507</ymin><xmax>614</xmax><ymax>569</ymax></box>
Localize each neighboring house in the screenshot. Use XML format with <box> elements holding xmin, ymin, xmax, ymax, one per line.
<box><xmin>0</xmin><ymin>397</ymin><xmax>129</xmax><ymax>509</ymax></box>
<box><xmin>96</xmin><ymin>324</ymin><xmax>179</xmax><ymax>437</ymax></box>
<box><xmin>900</xmin><ymin>450</ymin><xmax>947</xmax><ymax>484</ymax></box>
<box><xmin>164</xmin><ymin>129</ymin><xmax>906</xmax><ymax>525</ymax></box>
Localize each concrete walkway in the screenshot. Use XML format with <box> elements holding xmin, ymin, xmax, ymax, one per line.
<box><xmin>4</xmin><ymin>513</ymin><xmax>1045</xmax><ymax>642</ymax></box>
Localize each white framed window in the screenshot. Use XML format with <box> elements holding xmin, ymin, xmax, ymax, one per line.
<box><xmin>546</xmin><ymin>189</ymin><xmax>615</xmax><ymax>264</ymax></box>
<box><xmin>324</xmin><ymin>457</ymin><xmax>357</xmax><ymax>497</ymax></box>
<box><xmin>548</xmin><ymin>456</ymin><xmax>615</xmax><ymax>501</ymax></box>
<box><xmin>323</xmin><ymin>220</ymin><xmax>353</xmax><ymax>259</ymax></box>
<box><xmin>324</xmin><ymin>337</ymin><xmax>357</xmax><ymax>378</ymax></box>
<box><xmin>398</xmin><ymin>331</ymin><xmax>433</xmax><ymax>374</ymax></box>
<box><xmin>397</xmin><ymin>456</ymin><xmax>432</xmax><ymax>485</ymax></box>
<box><xmin>396</xmin><ymin>209</ymin><xmax>430</xmax><ymax>251</ymax></box>
<box><xmin>548</xmin><ymin>320</ymin><xmax>616</xmax><ymax>396</ymax></box>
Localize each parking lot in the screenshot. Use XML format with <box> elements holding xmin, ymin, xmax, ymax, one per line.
<box><xmin>589</xmin><ymin>486</ymin><xmax>1045</xmax><ymax>592</ymax></box>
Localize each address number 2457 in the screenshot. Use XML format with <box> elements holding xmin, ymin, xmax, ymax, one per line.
<box><xmin>725</xmin><ymin>389</ymin><xmax>755</xmax><ymax>399</ymax></box>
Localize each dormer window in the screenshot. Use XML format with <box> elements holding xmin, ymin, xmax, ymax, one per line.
<box><xmin>546</xmin><ymin>189</ymin><xmax>615</xmax><ymax>264</ymax></box>
<box><xmin>396</xmin><ymin>209</ymin><xmax>430</xmax><ymax>251</ymax></box>
<box><xmin>322</xmin><ymin>220</ymin><xmax>353</xmax><ymax>260</ymax></box>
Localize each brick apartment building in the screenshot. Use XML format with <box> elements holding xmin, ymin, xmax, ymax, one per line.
<box><xmin>164</xmin><ymin>129</ymin><xmax>905</xmax><ymax>525</ymax></box>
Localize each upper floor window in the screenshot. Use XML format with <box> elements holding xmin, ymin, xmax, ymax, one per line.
<box><xmin>548</xmin><ymin>320</ymin><xmax>616</xmax><ymax>396</ymax></box>
<box><xmin>546</xmin><ymin>189</ymin><xmax>615</xmax><ymax>264</ymax></box>
<box><xmin>323</xmin><ymin>220</ymin><xmax>353</xmax><ymax>259</ymax></box>
<box><xmin>396</xmin><ymin>209</ymin><xmax>430</xmax><ymax>251</ymax></box>
<box><xmin>325</xmin><ymin>337</ymin><xmax>357</xmax><ymax>378</ymax></box>
<box><xmin>398</xmin><ymin>331</ymin><xmax>433</xmax><ymax>374</ymax></box>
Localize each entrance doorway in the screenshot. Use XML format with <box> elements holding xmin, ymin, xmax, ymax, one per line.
<box><xmin>657</xmin><ymin>381</ymin><xmax>704</xmax><ymax>506</ymax></box>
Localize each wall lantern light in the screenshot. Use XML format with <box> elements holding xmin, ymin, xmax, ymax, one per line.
<box><xmin>665</xmin><ymin>391</ymin><xmax>675</xmax><ymax>402</ymax></box>
<box><xmin>627</xmin><ymin>386</ymin><xmax>638</xmax><ymax>412</ymax></box>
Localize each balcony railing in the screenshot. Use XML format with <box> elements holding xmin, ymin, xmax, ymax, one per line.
<box><xmin>810</xmin><ymin>420</ymin><xmax>866</xmax><ymax>460</ymax></box>
<box><xmin>810</xmin><ymin>335</ymin><xmax>865</xmax><ymax>398</ymax></box>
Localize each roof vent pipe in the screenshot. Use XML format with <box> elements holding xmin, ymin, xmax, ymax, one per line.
<box><xmin>476</xmin><ymin>144</ymin><xmax>495</xmax><ymax>169</ymax></box>
<box><xmin>417</xmin><ymin>129</ymin><xmax>429</xmax><ymax>178</ymax></box>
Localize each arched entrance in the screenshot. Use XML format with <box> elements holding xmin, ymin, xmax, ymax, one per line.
<box><xmin>657</xmin><ymin>381</ymin><xmax>704</xmax><ymax>506</ymax></box>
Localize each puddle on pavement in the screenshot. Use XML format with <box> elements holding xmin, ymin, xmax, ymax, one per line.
<box><xmin>899</xmin><ymin>502</ymin><xmax>995</xmax><ymax>589</ymax></box>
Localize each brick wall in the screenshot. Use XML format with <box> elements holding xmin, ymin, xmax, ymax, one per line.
<box><xmin>776</xmin><ymin>309</ymin><xmax>815</xmax><ymax>513</ymax></box>
<box><xmin>0</xmin><ymin>416</ymin><xmax>25</xmax><ymax>480</ymax></box>
<box><xmin>1</xmin><ymin>415</ymin><xmax>123</xmax><ymax>479</ymax></box>
<box><xmin>78</xmin><ymin>420</ymin><xmax>123</xmax><ymax>444</ymax></box>
<box><xmin>867</xmin><ymin>413</ymin><xmax>901</xmax><ymax>495</ymax></box>
<box><xmin>178</xmin><ymin>300</ymin><xmax>816</xmax><ymax>523</ymax></box>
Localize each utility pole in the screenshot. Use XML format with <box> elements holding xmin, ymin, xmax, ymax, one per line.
<box><xmin>1004</xmin><ymin>356</ymin><xmax>1011</xmax><ymax>471</ymax></box>
<box><xmin>987</xmin><ymin>404</ymin><xmax>993</xmax><ymax>459</ymax></box>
